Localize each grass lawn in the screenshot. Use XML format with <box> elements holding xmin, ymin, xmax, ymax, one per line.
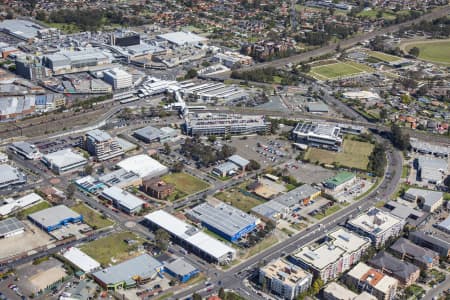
<box><xmin>404</xmin><ymin>284</ymin><xmax>425</xmax><ymax>299</ymax></box>
<box><xmin>310</xmin><ymin>62</ymin><xmax>366</xmax><ymax>80</ymax></box>
<box><xmin>368</xmin><ymin>51</ymin><xmax>401</xmax><ymax>62</ymax></box>
<box><xmin>305</xmin><ymin>139</ymin><xmax>374</xmax><ymax>170</ymax></box>
<box><xmin>357</xmin><ymin>9</ymin><xmax>396</xmax><ymax>20</ymax></box>
<box><xmin>245</xmin><ymin>235</ymin><xmax>278</xmax><ymax>258</ymax></box>
<box><xmin>17</xmin><ymin>201</ymin><xmax>52</xmax><ymax>219</ymax></box>
<box><xmin>80</xmin><ymin>231</ymin><xmax>144</xmax><ymax>266</ymax></box>
<box><xmin>215</xmin><ymin>184</ymin><xmax>263</xmax><ymax>212</ymax></box>
<box><xmin>272</xmin><ymin>76</ymin><xmax>283</xmax><ymax>84</ymax></box>
<box><xmin>71</xmin><ymin>203</ymin><xmax>114</xmax><ymax>229</ymax></box>
<box><xmin>401</xmin><ymin>165</ymin><xmax>410</xmax><ymax>178</ymax></box>
<box><xmin>314</xmin><ymin>204</ymin><xmax>342</xmax><ymax>220</ymax></box>
<box><xmin>43</xmin><ymin>22</ymin><xmax>81</xmax><ymax>33</ymax></box>
<box><xmin>162</xmin><ymin>172</ymin><xmax>209</xmax><ymax>195</ymax></box>
<box><xmin>404</xmin><ymin>40</ymin><xmax>450</xmax><ymax>65</ymax></box>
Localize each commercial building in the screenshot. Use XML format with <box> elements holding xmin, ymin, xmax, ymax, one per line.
<box><xmin>0</xmin><ymin>19</ymin><xmax>45</xmax><ymax>41</ymax></box>
<box><xmin>43</xmin><ymin>49</ymin><xmax>112</xmax><ymax>74</ymax></box>
<box><xmin>164</xmin><ymin>258</ymin><xmax>199</xmax><ymax>283</ymax></box>
<box><xmin>180</xmin><ymin>81</ymin><xmax>249</xmax><ymax>103</ymax></box>
<box><xmin>410</xmin><ymin>138</ymin><xmax>449</xmax><ymax>158</ymax></box>
<box><xmin>0</xmin><ymin>193</ymin><xmax>42</xmax><ymax>217</ymax></box>
<box><xmin>99</xmin><ymin>169</ymin><xmax>141</xmax><ymax>188</ymax></box>
<box><xmin>8</xmin><ymin>141</ymin><xmax>41</xmax><ymax>160</ymax></box>
<box><xmin>389</xmin><ymin>238</ymin><xmax>439</xmax><ymax>269</ymax></box>
<box><xmin>110</xmin><ymin>32</ymin><xmax>140</xmax><ymax>47</ymax></box>
<box><xmin>273</xmin><ymin>184</ymin><xmax>321</xmax><ymax>207</ymax></box>
<box><xmin>85</xmin><ymin>129</ymin><xmax>124</xmax><ymax>161</ymax></box>
<box><xmin>409</xmin><ymin>231</ymin><xmax>450</xmax><ymax>258</ymax></box>
<box><xmin>62</xmin><ymin>247</ymin><xmax>101</xmax><ymax>273</ymax></box>
<box><xmin>157</xmin><ymin>31</ymin><xmax>207</xmax><ymax>47</ymax></box>
<box><xmin>403</xmin><ymin>188</ymin><xmax>443</xmax><ymax>213</ymax></box>
<box><xmin>187</xmin><ymin>200</ymin><xmax>258</xmax><ymax>242</ymax></box>
<box><xmin>212</xmin><ymin>51</ymin><xmax>253</xmax><ymax>68</ymax></box>
<box><xmin>227</xmin><ymin>155</ymin><xmax>250</xmax><ymax>170</ymax></box>
<box><xmin>42</xmin><ymin>149</ymin><xmax>88</xmax><ymax>174</ymax></box>
<box><xmin>0</xmin><ymin>164</ymin><xmax>27</xmax><ymax>189</ymax></box>
<box><xmin>436</xmin><ymin>215</ymin><xmax>450</xmax><ymax>234</ymax></box>
<box><xmin>0</xmin><ymin>217</ymin><xmax>25</xmax><ymax>238</ymax></box>
<box><xmin>0</xmin><ymin>95</ymin><xmax>36</xmax><ymax>120</ymax></box>
<box><xmin>345</xmin><ymin>262</ymin><xmax>398</xmax><ymax>300</ymax></box>
<box><xmin>293</xmin><ymin>123</ymin><xmax>343</xmax><ymax>151</ymax></box>
<box><xmin>101</xmin><ymin>186</ymin><xmax>145</xmax><ymax>215</ymax></box>
<box><xmin>185</xmin><ymin>113</ymin><xmax>269</xmax><ymax>136</ymax></box>
<box><xmin>323</xmin><ymin>282</ymin><xmax>377</xmax><ymax>300</ymax></box>
<box><xmin>133</xmin><ymin>126</ymin><xmax>177</xmax><ymax>143</ymax></box>
<box><xmin>142</xmin><ymin>178</ymin><xmax>174</xmax><ymax>199</ymax></box>
<box><xmin>368</xmin><ymin>252</ymin><xmax>419</xmax><ymax>287</ymax></box>
<box><xmin>346</xmin><ymin>208</ymin><xmax>405</xmax><ymax>248</ymax></box>
<box><xmin>93</xmin><ymin>254</ymin><xmax>163</xmax><ymax>291</ymax></box>
<box><xmin>323</xmin><ymin>172</ymin><xmax>356</xmax><ymax>191</ymax></box>
<box><xmin>15</xmin><ymin>57</ymin><xmax>49</xmax><ymax>81</ymax></box>
<box><xmin>251</xmin><ymin>200</ymin><xmax>290</xmax><ymax>222</ymax></box>
<box><xmin>259</xmin><ymin>259</ymin><xmax>313</xmax><ymax>300</ymax></box>
<box><xmin>416</xmin><ymin>156</ymin><xmax>447</xmax><ymax>184</ymax></box>
<box><xmin>290</xmin><ymin>228</ymin><xmax>371</xmax><ymax>282</ymax></box>
<box><xmin>145</xmin><ymin>210</ymin><xmax>236</xmax><ymax>264</ymax></box>
<box><xmin>103</xmin><ymin>68</ymin><xmax>133</xmax><ymax>90</ymax></box>
<box><xmin>75</xmin><ymin>176</ymin><xmax>106</xmax><ymax>194</ymax></box>
<box><xmin>117</xmin><ymin>154</ymin><xmax>168</xmax><ymax>179</ymax></box>
<box><xmin>28</xmin><ymin>205</ymin><xmax>83</xmax><ymax>232</ymax></box>
<box><xmin>212</xmin><ymin>162</ymin><xmax>240</xmax><ymax>177</ymax></box>
<box><xmin>307</xmin><ymin>102</ymin><xmax>329</xmax><ymax>113</ymax></box>
<box><xmin>381</xmin><ymin>201</ymin><xmax>424</xmax><ymax>227</ymax></box>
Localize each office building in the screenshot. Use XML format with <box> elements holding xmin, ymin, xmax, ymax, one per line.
<box><xmin>101</xmin><ymin>186</ymin><xmax>145</xmax><ymax>215</ymax></box>
<box><xmin>85</xmin><ymin>129</ymin><xmax>124</xmax><ymax>161</ymax></box>
<box><xmin>345</xmin><ymin>262</ymin><xmax>398</xmax><ymax>300</ymax></box>
<box><xmin>103</xmin><ymin>68</ymin><xmax>133</xmax><ymax>90</ymax></box>
<box><xmin>403</xmin><ymin>188</ymin><xmax>443</xmax><ymax>213</ymax></box>
<box><xmin>93</xmin><ymin>254</ymin><xmax>163</xmax><ymax>291</ymax></box>
<box><xmin>323</xmin><ymin>172</ymin><xmax>357</xmax><ymax>192</ymax></box>
<box><xmin>117</xmin><ymin>154</ymin><xmax>168</xmax><ymax>179</ymax></box>
<box><xmin>42</xmin><ymin>149</ymin><xmax>88</xmax><ymax>174</ymax></box>
<box><xmin>0</xmin><ymin>164</ymin><xmax>26</xmax><ymax>189</ymax></box>
<box><xmin>293</xmin><ymin>122</ymin><xmax>343</xmax><ymax>151</ymax></box>
<box><xmin>259</xmin><ymin>259</ymin><xmax>313</xmax><ymax>300</ymax></box>
<box><xmin>323</xmin><ymin>282</ymin><xmax>377</xmax><ymax>300</ymax></box>
<box><xmin>9</xmin><ymin>141</ymin><xmax>41</xmax><ymax>160</ymax></box>
<box><xmin>142</xmin><ymin>178</ymin><xmax>174</xmax><ymax>199</ymax></box>
<box><xmin>347</xmin><ymin>208</ymin><xmax>405</xmax><ymax>248</ymax></box>
<box><xmin>145</xmin><ymin>210</ymin><xmax>236</xmax><ymax>264</ymax></box>
<box><xmin>15</xmin><ymin>57</ymin><xmax>48</xmax><ymax>81</ymax></box>
<box><xmin>185</xmin><ymin>113</ymin><xmax>269</xmax><ymax>136</ymax></box>
<box><xmin>28</xmin><ymin>205</ymin><xmax>83</xmax><ymax>232</ymax></box>
<box><xmin>409</xmin><ymin>231</ymin><xmax>450</xmax><ymax>258</ymax></box>
<box><xmin>389</xmin><ymin>238</ymin><xmax>439</xmax><ymax>270</ymax></box>
<box><xmin>75</xmin><ymin>176</ymin><xmax>106</xmax><ymax>194</ymax></box>
<box><xmin>290</xmin><ymin>227</ymin><xmax>370</xmax><ymax>282</ymax></box>
<box><xmin>99</xmin><ymin>169</ymin><xmax>142</xmax><ymax>188</ymax></box>
<box><xmin>416</xmin><ymin>156</ymin><xmax>447</xmax><ymax>184</ymax></box>
<box><xmin>436</xmin><ymin>215</ymin><xmax>450</xmax><ymax>234</ymax></box>
<box><xmin>110</xmin><ymin>32</ymin><xmax>140</xmax><ymax>47</ymax></box>
<box><xmin>164</xmin><ymin>258</ymin><xmax>199</xmax><ymax>283</ymax></box>
<box><xmin>0</xmin><ymin>217</ymin><xmax>25</xmax><ymax>238</ymax></box>
<box><xmin>368</xmin><ymin>252</ymin><xmax>420</xmax><ymax>287</ymax></box>
<box><xmin>187</xmin><ymin>200</ymin><xmax>258</xmax><ymax>243</ymax></box>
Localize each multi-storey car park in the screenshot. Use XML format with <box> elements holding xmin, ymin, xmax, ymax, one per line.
<box><xmin>292</xmin><ymin>122</ymin><xmax>343</xmax><ymax>151</ymax></box>
<box><xmin>184</xmin><ymin>113</ymin><xmax>270</xmax><ymax>136</ymax></box>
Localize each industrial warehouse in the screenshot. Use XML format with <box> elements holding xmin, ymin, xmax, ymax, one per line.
<box><xmin>28</xmin><ymin>205</ymin><xmax>83</xmax><ymax>232</ymax></box>
<box><xmin>101</xmin><ymin>186</ymin><xmax>145</xmax><ymax>215</ymax></box>
<box><xmin>187</xmin><ymin>200</ymin><xmax>259</xmax><ymax>242</ymax></box>
<box><xmin>184</xmin><ymin>113</ymin><xmax>269</xmax><ymax>136</ymax></box>
<box><xmin>116</xmin><ymin>154</ymin><xmax>168</xmax><ymax>179</ymax></box>
<box><xmin>292</xmin><ymin>122</ymin><xmax>343</xmax><ymax>151</ymax></box>
<box><xmin>41</xmin><ymin>148</ymin><xmax>88</xmax><ymax>174</ymax></box>
<box><xmin>145</xmin><ymin>210</ymin><xmax>236</xmax><ymax>264</ymax></box>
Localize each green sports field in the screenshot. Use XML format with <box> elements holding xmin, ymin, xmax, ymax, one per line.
<box><xmin>368</xmin><ymin>51</ymin><xmax>402</xmax><ymax>62</ymax></box>
<box><xmin>404</xmin><ymin>40</ymin><xmax>450</xmax><ymax>65</ymax></box>
<box><xmin>310</xmin><ymin>62</ymin><xmax>367</xmax><ymax>80</ymax></box>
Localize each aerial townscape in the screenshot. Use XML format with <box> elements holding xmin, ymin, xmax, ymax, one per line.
<box><xmin>0</xmin><ymin>0</ymin><xmax>450</xmax><ymax>300</ymax></box>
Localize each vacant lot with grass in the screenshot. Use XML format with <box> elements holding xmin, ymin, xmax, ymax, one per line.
<box><xmin>403</xmin><ymin>39</ymin><xmax>450</xmax><ymax>65</ymax></box>
<box><xmin>17</xmin><ymin>201</ymin><xmax>52</xmax><ymax>219</ymax></box>
<box><xmin>310</xmin><ymin>62</ymin><xmax>367</xmax><ymax>80</ymax></box>
<box><xmin>215</xmin><ymin>183</ymin><xmax>263</xmax><ymax>212</ymax></box>
<box><xmin>71</xmin><ymin>203</ymin><xmax>114</xmax><ymax>229</ymax></box>
<box><xmin>368</xmin><ymin>51</ymin><xmax>401</xmax><ymax>62</ymax></box>
<box><xmin>80</xmin><ymin>231</ymin><xmax>144</xmax><ymax>266</ymax></box>
<box><xmin>305</xmin><ymin>139</ymin><xmax>374</xmax><ymax>170</ymax></box>
<box><xmin>162</xmin><ymin>172</ymin><xmax>209</xmax><ymax>195</ymax></box>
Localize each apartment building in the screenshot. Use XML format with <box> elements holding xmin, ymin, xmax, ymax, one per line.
<box><xmin>85</xmin><ymin>129</ymin><xmax>124</xmax><ymax>161</ymax></box>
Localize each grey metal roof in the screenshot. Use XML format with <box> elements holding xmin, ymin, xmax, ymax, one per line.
<box><xmin>405</xmin><ymin>188</ymin><xmax>443</xmax><ymax>207</ymax></box>
<box><xmin>164</xmin><ymin>258</ymin><xmax>198</xmax><ymax>276</ymax></box>
<box><xmin>368</xmin><ymin>252</ymin><xmax>419</xmax><ymax>282</ymax></box>
<box><xmin>93</xmin><ymin>254</ymin><xmax>162</xmax><ymax>284</ymax></box>
<box><xmin>390</xmin><ymin>238</ymin><xmax>438</xmax><ymax>265</ymax></box>
<box><xmin>101</xmin><ymin>186</ymin><xmax>144</xmax><ymax>210</ymax></box>
<box><xmin>227</xmin><ymin>155</ymin><xmax>250</xmax><ymax>168</ymax></box>
<box><xmin>188</xmin><ymin>202</ymin><xmax>257</xmax><ymax>238</ymax></box>
<box><xmin>28</xmin><ymin>205</ymin><xmax>81</xmax><ymax>228</ymax></box>
<box><xmin>213</xmin><ymin>162</ymin><xmax>238</xmax><ymax>174</ymax></box>
<box><xmin>133</xmin><ymin>126</ymin><xmax>163</xmax><ymax>142</ymax></box>
<box><xmin>0</xmin><ymin>164</ymin><xmax>21</xmax><ymax>184</ymax></box>
<box><xmin>251</xmin><ymin>200</ymin><xmax>288</xmax><ymax>219</ymax></box>
<box><xmin>86</xmin><ymin>129</ymin><xmax>112</xmax><ymax>142</ymax></box>
<box><xmin>307</xmin><ymin>102</ymin><xmax>329</xmax><ymax>112</ymax></box>
<box><xmin>437</xmin><ymin>216</ymin><xmax>450</xmax><ymax>232</ymax></box>
<box><xmin>0</xmin><ymin>217</ymin><xmax>24</xmax><ymax>236</ymax></box>
<box><xmin>0</xmin><ymin>19</ymin><xmax>43</xmax><ymax>39</ymax></box>
<box><xmin>409</xmin><ymin>231</ymin><xmax>450</xmax><ymax>250</ymax></box>
<box><xmin>273</xmin><ymin>184</ymin><xmax>320</xmax><ymax>207</ymax></box>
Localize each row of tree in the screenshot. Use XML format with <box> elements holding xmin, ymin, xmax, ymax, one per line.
<box><xmin>181</xmin><ymin>138</ymin><xmax>236</xmax><ymax>167</ymax></box>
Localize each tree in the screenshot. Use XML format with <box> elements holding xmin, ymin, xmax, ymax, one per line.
<box><xmin>163</xmin><ymin>142</ymin><xmax>171</xmax><ymax>155</ymax></box>
<box><xmin>310</xmin><ymin>278</ymin><xmax>324</xmax><ymax>295</ymax></box>
<box><xmin>368</xmin><ymin>143</ymin><xmax>387</xmax><ymax>177</ymax></box>
<box><xmin>208</xmin><ymin>135</ymin><xmax>217</xmax><ymax>143</ymax></box>
<box><xmin>155</xmin><ymin>228</ymin><xmax>170</xmax><ymax>251</ymax></box>
<box><xmin>408</xmin><ymin>46</ymin><xmax>420</xmax><ymax>57</ymax></box>
<box><xmin>84</xmin><ymin>164</ymin><xmax>93</xmax><ymax>175</ymax></box>
<box><xmin>391</xmin><ymin>124</ymin><xmax>410</xmax><ymax>150</ymax></box>
<box><xmin>172</xmin><ymin>161</ymin><xmax>184</xmax><ymax>173</ymax></box>
<box><xmin>192</xmin><ymin>293</ymin><xmax>202</xmax><ymax>300</ymax></box>
<box><xmin>67</xmin><ymin>183</ymin><xmax>76</xmax><ymax>199</ymax></box>
<box><xmin>379</xmin><ymin>108</ymin><xmax>388</xmax><ymax>121</ymax></box>
<box><xmin>218</xmin><ymin>288</ymin><xmax>226</xmax><ymax>299</ymax></box>
<box><xmin>247</xmin><ymin>159</ymin><xmax>261</xmax><ymax>171</ymax></box>
<box><xmin>185</xmin><ymin>68</ymin><xmax>198</xmax><ymax>79</ymax></box>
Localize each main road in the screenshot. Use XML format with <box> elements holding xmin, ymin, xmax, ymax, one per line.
<box><xmin>172</xmin><ymin>142</ymin><xmax>403</xmax><ymax>299</ymax></box>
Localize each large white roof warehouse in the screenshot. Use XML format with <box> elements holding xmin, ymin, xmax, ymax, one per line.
<box><xmin>63</xmin><ymin>247</ymin><xmax>101</xmax><ymax>273</ymax></box>
<box><xmin>117</xmin><ymin>154</ymin><xmax>168</xmax><ymax>179</ymax></box>
<box><xmin>157</xmin><ymin>31</ymin><xmax>207</xmax><ymax>46</ymax></box>
<box><xmin>145</xmin><ymin>210</ymin><xmax>235</xmax><ymax>264</ymax></box>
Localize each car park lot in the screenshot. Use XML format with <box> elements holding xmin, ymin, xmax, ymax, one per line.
<box><xmin>280</xmin><ymin>160</ymin><xmax>338</xmax><ymax>185</ymax></box>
